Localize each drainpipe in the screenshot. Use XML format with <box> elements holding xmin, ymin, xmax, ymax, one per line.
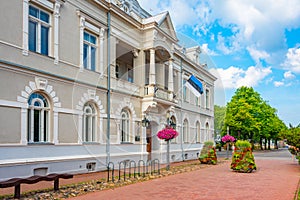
<box><xmin>106</xmin><ymin>9</ymin><xmax>111</xmax><ymax>166</ymax></box>
<box><xmin>180</xmin><ymin>58</ymin><xmax>184</xmax><ymax>161</ymax></box>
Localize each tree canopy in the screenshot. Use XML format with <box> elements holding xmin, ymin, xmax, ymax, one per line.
<box><xmin>214</xmin><ymin>105</ymin><xmax>226</xmax><ymax>137</ymax></box>
<box><xmin>279</xmin><ymin>124</ymin><xmax>300</xmax><ymax>149</ymax></box>
<box><xmin>223</xmin><ymin>86</ymin><xmax>286</xmax><ymax>148</ymax></box>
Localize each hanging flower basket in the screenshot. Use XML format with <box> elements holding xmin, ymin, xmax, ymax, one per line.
<box><xmin>157</xmin><ymin>127</ymin><xmax>179</xmax><ymax>141</ymax></box>
<box><xmin>221</xmin><ymin>135</ymin><xmax>235</xmax><ymax>143</ymax></box>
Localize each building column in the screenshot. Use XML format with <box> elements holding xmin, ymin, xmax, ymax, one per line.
<box><xmin>149</xmin><ymin>49</ymin><xmax>156</xmax><ymax>85</ymax></box>
<box><xmin>53</xmin><ymin>2</ymin><xmax>61</xmax><ymax>64</ymax></box>
<box><xmin>79</xmin><ymin>16</ymin><xmax>85</xmax><ymax>70</ymax></box>
<box><xmin>99</xmin><ymin>28</ymin><xmax>105</xmax><ymax>75</ymax></box>
<box><xmin>53</xmin><ymin>111</ymin><xmax>59</xmax><ymax>144</ymax></box>
<box><xmin>168</xmin><ymin>59</ymin><xmax>174</xmax><ymax>92</ymax></box>
<box><xmin>78</xmin><ymin>114</ymin><xmax>83</xmax><ymax>144</ymax></box>
<box><xmin>22</xmin><ymin>0</ymin><xmax>29</xmax><ymax>56</ymax></box>
<box><xmin>20</xmin><ymin>108</ymin><xmax>27</xmax><ymax>144</ymax></box>
<box><xmin>99</xmin><ymin>117</ymin><xmax>103</xmax><ymax>143</ymax></box>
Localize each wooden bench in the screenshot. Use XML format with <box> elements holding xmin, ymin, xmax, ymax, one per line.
<box><xmin>0</xmin><ymin>173</ymin><xmax>73</xmax><ymax>199</ymax></box>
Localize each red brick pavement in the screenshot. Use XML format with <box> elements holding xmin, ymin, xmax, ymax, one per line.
<box><xmin>70</xmin><ymin>159</ymin><xmax>299</xmax><ymax>200</ymax></box>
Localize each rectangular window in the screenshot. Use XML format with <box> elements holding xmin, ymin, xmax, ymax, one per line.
<box><xmin>28</xmin><ymin>5</ymin><xmax>50</xmax><ymax>55</ymax></box>
<box><xmin>83</xmin><ymin>31</ymin><xmax>97</xmax><ymax>71</ymax></box>
<box><xmin>29</xmin><ymin>21</ymin><xmax>37</xmax><ymax>52</ymax></box>
<box><xmin>206</xmin><ymin>89</ymin><xmax>210</xmax><ymax>109</ymax></box>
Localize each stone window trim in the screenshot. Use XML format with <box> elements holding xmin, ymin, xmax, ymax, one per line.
<box><xmin>76</xmin><ymin>89</ymin><xmax>105</xmax><ymax>144</ymax></box>
<box><xmin>82</xmin><ymin>102</ymin><xmax>97</xmax><ymax>143</ymax></box>
<box><xmin>77</xmin><ymin>12</ymin><xmax>105</xmax><ymax>75</ymax></box>
<box><xmin>17</xmin><ymin>77</ymin><xmax>62</xmax><ymax>145</ymax></box>
<box><xmin>23</xmin><ymin>0</ymin><xmax>63</xmax><ymax>64</ymax></box>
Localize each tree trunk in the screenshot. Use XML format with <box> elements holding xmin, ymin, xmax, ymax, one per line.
<box><xmin>260</xmin><ymin>138</ymin><xmax>263</xmax><ymax>150</ymax></box>
<box><xmin>268</xmin><ymin>139</ymin><xmax>271</xmax><ymax>150</ymax></box>
<box><xmin>274</xmin><ymin>139</ymin><xmax>278</xmax><ymax>149</ymax></box>
<box><xmin>264</xmin><ymin>138</ymin><xmax>267</xmax><ymax>150</ymax></box>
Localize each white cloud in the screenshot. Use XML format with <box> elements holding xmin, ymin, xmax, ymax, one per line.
<box><xmin>284</xmin><ymin>71</ymin><xmax>296</xmax><ymax>79</ymax></box>
<box><xmin>282</xmin><ymin>47</ymin><xmax>300</xmax><ymax>73</ymax></box>
<box><xmin>274</xmin><ymin>81</ymin><xmax>284</xmax><ymax>87</ymax></box>
<box><xmin>247</xmin><ymin>46</ymin><xmax>270</xmax><ymax>64</ymax></box>
<box><xmin>200</xmin><ymin>43</ymin><xmax>217</xmax><ymax>56</ymax></box>
<box><xmin>210</xmin><ymin>66</ymin><xmax>272</xmax><ymax>89</ymax></box>
<box><xmin>209</xmin><ymin>0</ymin><xmax>300</xmax><ymax>51</ymax></box>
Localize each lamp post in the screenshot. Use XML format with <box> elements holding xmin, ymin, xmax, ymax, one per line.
<box><xmin>226</xmin><ymin>126</ymin><xmax>229</xmax><ymax>159</ymax></box>
<box><xmin>166</xmin><ymin>114</ymin><xmax>176</xmax><ymax>170</ymax></box>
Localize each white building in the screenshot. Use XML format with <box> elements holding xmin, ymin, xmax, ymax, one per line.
<box><xmin>0</xmin><ymin>0</ymin><xmax>216</xmax><ymax>181</ymax></box>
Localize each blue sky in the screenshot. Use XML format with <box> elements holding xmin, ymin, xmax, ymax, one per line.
<box><xmin>139</xmin><ymin>0</ymin><xmax>300</xmax><ymax>126</ymax></box>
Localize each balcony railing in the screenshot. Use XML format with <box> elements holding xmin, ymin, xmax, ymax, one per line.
<box><xmin>144</xmin><ymin>85</ymin><xmax>174</xmax><ymax>102</ymax></box>
<box><xmin>111</xmin><ymin>78</ymin><xmax>140</xmax><ymax>96</ymax></box>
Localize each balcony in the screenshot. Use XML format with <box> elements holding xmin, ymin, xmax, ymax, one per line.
<box><xmin>144</xmin><ymin>85</ymin><xmax>175</xmax><ymax>102</ymax></box>
<box><xmin>111</xmin><ymin>78</ymin><xmax>140</xmax><ymax>96</ymax></box>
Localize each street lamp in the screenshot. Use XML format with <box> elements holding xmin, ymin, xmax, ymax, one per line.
<box><xmin>141</xmin><ymin>116</ymin><xmax>150</xmax><ymax>127</ymax></box>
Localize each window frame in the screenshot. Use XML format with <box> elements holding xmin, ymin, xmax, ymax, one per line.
<box><xmin>83</xmin><ymin>31</ymin><xmax>97</xmax><ymax>71</ymax></box>
<box><xmin>83</xmin><ymin>102</ymin><xmax>97</xmax><ymax>143</ymax></box>
<box><xmin>28</xmin><ymin>4</ymin><xmax>51</xmax><ymax>56</ymax></box>
<box><xmin>206</xmin><ymin>89</ymin><xmax>210</xmax><ymax>109</ymax></box>
<box><xmin>27</xmin><ymin>93</ymin><xmax>50</xmax><ymax>143</ymax></box>
<box><xmin>183</xmin><ymin>119</ymin><xmax>189</xmax><ymax>143</ymax></box>
<box><xmin>121</xmin><ymin>109</ymin><xmax>131</xmax><ymax>143</ymax></box>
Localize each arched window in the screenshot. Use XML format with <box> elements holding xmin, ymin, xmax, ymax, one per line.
<box><xmin>121</xmin><ymin>109</ymin><xmax>130</xmax><ymax>143</ymax></box>
<box><xmin>28</xmin><ymin>93</ymin><xmax>50</xmax><ymax>143</ymax></box>
<box><xmin>183</xmin><ymin>119</ymin><xmax>189</xmax><ymax>143</ymax></box>
<box><xmin>83</xmin><ymin>102</ymin><xmax>97</xmax><ymax>142</ymax></box>
<box><xmin>205</xmin><ymin>122</ymin><xmax>209</xmax><ymax>141</ymax></box>
<box><xmin>196</xmin><ymin>121</ymin><xmax>201</xmax><ymax>143</ymax></box>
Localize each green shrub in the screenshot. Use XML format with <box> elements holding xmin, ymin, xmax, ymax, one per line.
<box><xmin>235</xmin><ymin>140</ymin><xmax>251</xmax><ymax>148</ymax></box>
<box><xmin>204</xmin><ymin>141</ymin><xmax>214</xmax><ymax>146</ymax></box>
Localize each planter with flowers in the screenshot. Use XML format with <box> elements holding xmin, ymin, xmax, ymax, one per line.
<box><xmin>288</xmin><ymin>146</ymin><xmax>300</xmax><ymax>164</ymax></box>
<box><xmin>231</xmin><ymin>140</ymin><xmax>257</xmax><ymax>173</ymax></box>
<box><xmin>157</xmin><ymin>126</ymin><xmax>179</xmax><ymax>170</ymax></box>
<box><xmin>199</xmin><ymin>141</ymin><xmax>217</xmax><ymax>165</ymax></box>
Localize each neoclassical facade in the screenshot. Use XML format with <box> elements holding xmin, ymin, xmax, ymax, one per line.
<box><xmin>0</xmin><ymin>0</ymin><xmax>216</xmax><ymax>180</ymax></box>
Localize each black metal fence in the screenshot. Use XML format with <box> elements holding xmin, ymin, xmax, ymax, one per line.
<box><xmin>107</xmin><ymin>159</ymin><xmax>160</xmax><ymax>182</ymax></box>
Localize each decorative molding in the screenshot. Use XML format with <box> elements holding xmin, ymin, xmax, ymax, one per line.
<box><xmin>35</xmin><ymin>77</ymin><xmax>48</xmax><ymax>90</ymax></box>
<box><xmin>115</xmin><ymin>98</ymin><xmax>137</xmax><ymax>120</ymax></box>
<box><xmin>76</xmin><ymin>90</ymin><xmax>105</xmax><ymax>114</ymax></box>
<box><xmin>17</xmin><ymin>78</ymin><xmax>61</xmax><ymax>108</ymax></box>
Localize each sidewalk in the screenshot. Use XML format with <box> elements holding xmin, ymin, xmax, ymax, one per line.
<box><xmin>70</xmin><ymin>158</ymin><xmax>299</xmax><ymax>200</ymax></box>
<box><xmin>1</xmin><ymin>151</ymin><xmax>299</xmax><ymax>199</ymax></box>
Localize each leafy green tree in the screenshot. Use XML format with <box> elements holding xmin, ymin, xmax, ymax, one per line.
<box><xmin>214</xmin><ymin>105</ymin><xmax>226</xmax><ymax>138</ymax></box>
<box><xmin>224</xmin><ymin>86</ymin><xmax>263</xmax><ymax>141</ymax></box>
<box><xmin>280</xmin><ymin>126</ymin><xmax>300</xmax><ymax>149</ymax></box>
<box><xmin>224</xmin><ymin>86</ymin><xmax>286</xmax><ymax>149</ymax></box>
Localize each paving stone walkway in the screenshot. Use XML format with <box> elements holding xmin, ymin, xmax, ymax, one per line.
<box><xmin>70</xmin><ymin>151</ymin><xmax>299</xmax><ymax>200</ymax></box>
<box><xmin>0</xmin><ymin>150</ymin><xmax>299</xmax><ymax>200</ymax></box>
